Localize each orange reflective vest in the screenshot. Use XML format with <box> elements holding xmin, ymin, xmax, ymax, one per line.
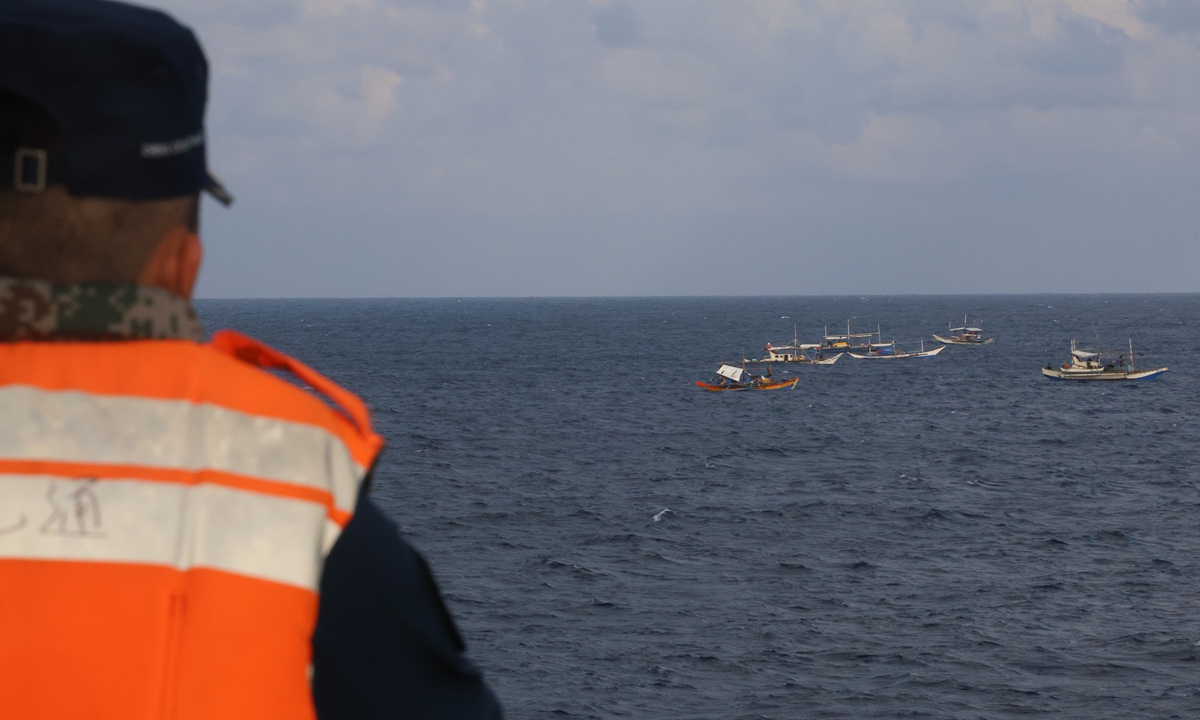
<box><xmin>0</xmin><ymin>330</ymin><xmax>384</xmax><ymax>720</ymax></box>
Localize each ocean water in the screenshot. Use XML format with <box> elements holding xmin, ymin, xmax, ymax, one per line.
<box><xmin>197</xmin><ymin>295</ymin><xmax>1200</xmax><ymax>719</ymax></box>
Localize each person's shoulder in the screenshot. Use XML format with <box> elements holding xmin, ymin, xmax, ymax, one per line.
<box><xmin>313</xmin><ymin>496</ymin><xmax>503</xmax><ymax>720</ymax></box>
<box><xmin>321</xmin><ymin>497</ymin><xmax>468</xmax><ymax>653</ymax></box>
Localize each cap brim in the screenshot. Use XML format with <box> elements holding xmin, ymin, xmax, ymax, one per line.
<box><xmin>204</xmin><ymin>171</ymin><xmax>233</xmax><ymax>206</ymax></box>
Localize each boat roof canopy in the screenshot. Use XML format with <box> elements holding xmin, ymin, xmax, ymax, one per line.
<box><xmin>1071</xmin><ymin>349</ymin><xmax>1098</xmax><ymax>359</ymax></box>
<box><xmin>716</xmin><ymin>364</ymin><xmax>744</xmax><ymax>381</ymax></box>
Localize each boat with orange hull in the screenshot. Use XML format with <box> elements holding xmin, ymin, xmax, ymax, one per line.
<box><xmin>696</xmin><ymin>377</ymin><xmax>798</xmax><ymax>392</ymax></box>
<box><xmin>696</xmin><ymin>363</ymin><xmax>798</xmax><ymax>392</ymax></box>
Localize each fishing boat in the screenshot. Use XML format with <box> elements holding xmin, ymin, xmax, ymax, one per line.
<box><xmin>760</xmin><ymin>326</ymin><xmax>843</xmax><ymax>365</ymax></box>
<box><xmin>808</xmin><ymin>353</ymin><xmax>842</xmax><ymax>366</ymax></box>
<box><xmin>933</xmin><ymin>315</ymin><xmax>994</xmax><ymax>345</ymax></box>
<box><xmin>1041</xmin><ymin>339</ymin><xmax>1167</xmax><ymax>381</ymax></box>
<box><xmin>848</xmin><ymin>330</ymin><xmax>945</xmax><ymax>360</ymax></box>
<box><xmin>821</xmin><ymin>321</ymin><xmax>875</xmax><ymax>352</ymax></box>
<box><xmin>696</xmin><ymin>363</ymin><xmax>799</xmax><ymax>391</ymax></box>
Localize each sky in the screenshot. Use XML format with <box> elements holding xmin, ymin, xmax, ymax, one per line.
<box><xmin>153</xmin><ymin>0</ymin><xmax>1200</xmax><ymax>298</ymax></box>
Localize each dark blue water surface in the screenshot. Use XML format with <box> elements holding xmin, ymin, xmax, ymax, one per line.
<box><xmin>197</xmin><ymin>295</ymin><xmax>1200</xmax><ymax>719</ymax></box>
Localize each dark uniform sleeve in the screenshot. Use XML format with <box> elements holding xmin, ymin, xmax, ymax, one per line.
<box><xmin>312</xmin><ymin>494</ymin><xmax>503</xmax><ymax>720</ymax></box>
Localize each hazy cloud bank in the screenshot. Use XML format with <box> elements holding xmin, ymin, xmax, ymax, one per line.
<box><xmin>155</xmin><ymin>0</ymin><xmax>1200</xmax><ymax>296</ymax></box>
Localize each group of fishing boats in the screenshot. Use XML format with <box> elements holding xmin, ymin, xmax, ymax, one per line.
<box><xmin>697</xmin><ymin>316</ymin><xmax>1169</xmax><ymax>392</ymax></box>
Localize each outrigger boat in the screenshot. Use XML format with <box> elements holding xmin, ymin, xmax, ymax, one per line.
<box><xmin>1041</xmin><ymin>339</ymin><xmax>1167</xmax><ymax>381</ymax></box>
<box><xmin>696</xmin><ymin>363</ymin><xmax>799</xmax><ymax>392</ymax></box>
<box><xmin>934</xmin><ymin>315</ymin><xmax>994</xmax><ymax>345</ymax></box>
<box><xmin>821</xmin><ymin>321</ymin><xmax>874</xmax><ymax>352</ymax></box>
<box><xmin>760</xmin><ymin>326</ymin><xmax>843</xmax><ymax>365</ymax></box>
<box><xmin>849</xmin><ymin>328</ymin><xmax>945</xmax><ymax>359</ymax></box>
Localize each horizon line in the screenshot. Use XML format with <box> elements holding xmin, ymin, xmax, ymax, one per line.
<box><xmin>194</xmin><ymin>291</ymin><xmax>1200</xmax><ymax>301</ymax></box>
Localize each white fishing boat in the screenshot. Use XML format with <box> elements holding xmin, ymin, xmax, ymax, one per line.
<box><xmin>933</xmin><ymin>315</ymin><xmax>994</xmax><ymax>345</ymax></box>
<box><xmin>849</xmin><ymin>330</ymin><xmax>945</xmax><ymax>360</ymax></box>
<box><xmin>760</xmin><ymin>326</ymin><xmax>843</xmax><ymax>365</ymax></box>
<box><xmin>1041</xmin><ymin>339</ymin><xmax>1167</xmax><ymax>381</ymax></box>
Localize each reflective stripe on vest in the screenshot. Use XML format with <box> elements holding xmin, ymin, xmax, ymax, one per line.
<box><xmin>0</xmin><ymin>331</ymin><xmax>384</xmax><ymax>720</ymax></box>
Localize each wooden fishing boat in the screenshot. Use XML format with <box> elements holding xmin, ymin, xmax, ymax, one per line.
<box><xmin>848</xmin><ymin>330</ymin><xmax>945</xmax><ymax>359</ymax></box>
<box><xmin>695</xmin><ymin>377</ymin><xmax>799</xmax><ymax>391</ymax></box>
<box><xmin>696</xmin><ymin>364</ymin><xmax>799</xmax><ymax>391</ymax></box>
<box><xmin>821</xmin><ymin>320</ymin><xmax>874</xmax><ymax>352</ymax></box>
<box><xmin>760</xmin><ymin>325</ymin><xmax>843</xmax><ymax>365</ymax></box>
<box><xmin>933</xmin><ymin>315</ymin><xmax>994</xmax><ymax>345</ymax></box>
<box><xmin>849</xmin><ymin>343</ymin><xmax>944</xmax><ymax>360</ymax></box>
<box><xmin>1041</xmin><ymin>339</ymin><xmax>1167</xmax><ymax>381</ymax></box>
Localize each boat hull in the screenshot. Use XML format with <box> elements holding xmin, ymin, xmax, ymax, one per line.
<box><xmin>759</xmin><ymin>353</ymin><xmax>843</xmax><ymax>366</ymax></box>
<box><xmin>695</xmin><ymin>377</ymin><xmax>799</xmax><ymax>391</ymax></box>
<box><xmin>811</xmin><ymin>353</ymin><xmax>843</xmax><ymax>366</ymax></box>
<box><xmin>849</xmin><ymin>345</ymin><xmax>946</xmax><ymax>360</ymax></box>
<box><xmin>933</xmin><ymin>334</ymin><xmax>994</xmax><ymax>345</ymax></box>
<box><xmin>1041</xmin><ymin>366</ymin><xmax>1168</xmax><ymax>381</ymax></box>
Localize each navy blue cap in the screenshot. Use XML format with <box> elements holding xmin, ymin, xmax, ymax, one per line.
<box><xmin>0</xmin><ymin>0</ymin><xmax>231</xmax><ymax>205</ymax></box>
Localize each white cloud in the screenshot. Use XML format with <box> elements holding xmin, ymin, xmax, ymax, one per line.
<box><xmin>597</xmin><ymin>48</ymin><xmax>714</xmax><ymax>104</ymax></box>
<box><xmin>827</xmin><ymin>114</ymin><xmax>952</xmax><ymax>182</ymax></box>
<box><xmin>145</xmin><ymin>0</ymin><xmax>1200</xmax><ymax>296</ymax></box>
<box><xmin>303</xmin><ymin>0</ymin><xmax>373</xmax><ymax>17</ymax></box>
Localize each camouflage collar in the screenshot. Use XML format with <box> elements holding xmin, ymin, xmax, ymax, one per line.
<box><xmin>0</xmin><ymin>277</ymin><xmax>203</xmax><ymax>342</ymax></box>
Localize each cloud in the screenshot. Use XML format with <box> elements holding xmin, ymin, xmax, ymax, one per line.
<box><xmin>827</xmin><ymin>114</ymin><xmax>952</xmax><ymax>182</ymax></box>
<box><xmin>303</xmin><ymin>0</ymin><xmax>373</xmax><ymax>16</ymax></box>
<box><xmin>145</xmin><ymin>0</ymin><xmax>1200</xmax><ymax>296</ymax></box>
<box><xmin>593</xmin><ymin>2</ymin><xmax>641</xmax><ymax>48</ymax></box>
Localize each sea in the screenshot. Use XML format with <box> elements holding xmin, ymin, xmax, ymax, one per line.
<box><xmin>197</xmin><ymin>295</ymin><xmax>1200</xmax><ymax>719</ymax></box>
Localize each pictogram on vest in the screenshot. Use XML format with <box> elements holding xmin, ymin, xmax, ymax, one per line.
<box><xmin>0</xmin><ymin>330</ymin><xmax>384</xmax><ymax>720</ymax></box>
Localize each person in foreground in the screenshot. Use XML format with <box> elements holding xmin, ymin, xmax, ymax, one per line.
<box><xmin>0</xmin><ymin>1</ymin><xmax>502</xmax><ymax>718</ymax></box>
